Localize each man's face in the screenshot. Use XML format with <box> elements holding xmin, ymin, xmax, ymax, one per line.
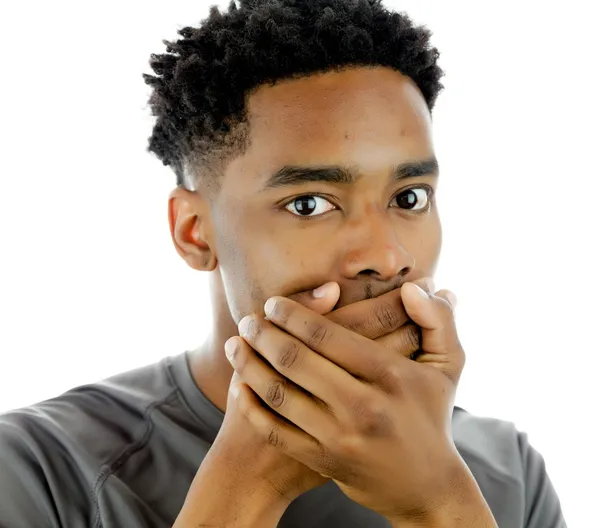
<box><xmin>208</xmin><ymin>66</ymin><xmax>441</xmax><ymax>323</ymax></box>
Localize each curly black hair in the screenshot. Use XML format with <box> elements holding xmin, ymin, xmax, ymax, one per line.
<box><xmin>143</xmin><ymin>0</ymin><xmax>444</xmax><ymax>192</ymax></box>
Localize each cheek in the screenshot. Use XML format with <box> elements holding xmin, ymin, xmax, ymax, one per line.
<box><xmin>215</xmin><ymin>229</ymin><xmax>265</xmax><ymax>321</ymax></box>
<box><xmin>213</xmin><ymin>211</ymin><xmax>306</xmax><ymax>320</ymax></box>
<box><xmin>416</xmin><ymin>210</ymin><xmax>442</xmax><ymax>271</ymax></box>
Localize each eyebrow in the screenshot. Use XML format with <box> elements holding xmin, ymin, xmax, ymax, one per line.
<box><xmin>261</xmin><ymin>157</ymin><xmax>439</xmax><ymax>190</ymax></box>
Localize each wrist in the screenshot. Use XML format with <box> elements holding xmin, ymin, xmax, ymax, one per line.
<box><xmin>174</xmin><ymin>444</ymin><xmax>292</xmax><ymax>528</ymax></box>
<box><xmin>388</xmin><ymin>461</ymin><xmax>498</xmax><ymax>528</ymax></box>
<box><xmin>175</xmin><ymin>485</ymin><xmax>289</xmax><ymax>528</ymax></box>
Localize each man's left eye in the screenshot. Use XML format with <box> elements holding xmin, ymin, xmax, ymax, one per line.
<box><xmin>392</xmin><ymin>187</ymin><xmax>431</xmax><ymax>211</ymax></box>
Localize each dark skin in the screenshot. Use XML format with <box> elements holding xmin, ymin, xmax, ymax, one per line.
<box><xmin>168</xmin><ymin>66</ymin><xmax>496</xmax><ymax>526</ymax></box>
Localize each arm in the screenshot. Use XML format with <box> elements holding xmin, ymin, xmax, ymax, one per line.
<box><xmin>518</xmin><ymin>432</ymin><xmax>567</xmax><ymax>528</ymax></box>
<box><xmin>0</xmin><ymin>416</ymin><xmax>61</xmax><ymax>528</ymax></box>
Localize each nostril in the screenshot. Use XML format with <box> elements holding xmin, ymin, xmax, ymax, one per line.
<box><xmin>358</xmin><ymin>269</ymin><xmax>377</xmax><ymax>276</ymax></box>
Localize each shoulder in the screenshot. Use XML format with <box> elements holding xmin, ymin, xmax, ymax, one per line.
<box><xmin>1</xmin><ymin>355</ymin><xmax>180</xmax><ymax>466</ymax></box>
<box><xmin>0</xmin><ymin>355</ymin><xmax>180</xmax><ymax>527</ymax></box>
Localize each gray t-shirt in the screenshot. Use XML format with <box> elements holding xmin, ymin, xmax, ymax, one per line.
<box><xmin>0</xmin><ymin>351</ymin><xmax>566</xmax><ymax>527</ymax></box>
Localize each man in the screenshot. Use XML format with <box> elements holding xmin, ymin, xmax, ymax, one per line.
<box><xmin>0</xmin><ymin>0</ymin><xmax>566</xmax><ymax>526</ymax></box>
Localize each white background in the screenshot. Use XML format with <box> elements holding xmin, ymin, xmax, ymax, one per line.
<box><xmin>0</xmin><ymin>1</ymin><xmax>598</xmax><ymax>525</ymax></box>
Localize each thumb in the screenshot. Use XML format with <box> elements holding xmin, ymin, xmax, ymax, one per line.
<box><xmin>287</xmin><ymin>282</ymin><xmax>340</xmax><ymax>315</ymax></box>
<box><xmin>400</xmin><ymin>283</ymin><xmax>457</xmax><ymax>332</ymax></box>
<box><xmin>400</xmin><ymin>282</ymin><xmax>463</xmax><ymax>382</ymax></box>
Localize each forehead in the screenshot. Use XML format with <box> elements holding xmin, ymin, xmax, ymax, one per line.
<box><xmin>224</xmin><ymin>66</ymin><xmax>434</xmax><ymax>187</ymax></box>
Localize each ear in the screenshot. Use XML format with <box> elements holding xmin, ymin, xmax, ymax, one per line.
<box><xmin>168</xmin><ymin>187</ymin><xmax>217</xmax><ymax>271</ymax></box>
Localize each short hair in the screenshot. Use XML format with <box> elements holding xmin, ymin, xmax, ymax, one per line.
<box><xmin>143</xmin><ymin>0</ymin><xmax>444</xmax><ymax>192</ymax></box>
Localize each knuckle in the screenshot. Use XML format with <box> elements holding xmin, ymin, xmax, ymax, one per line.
<box><xmin>315</xmin><ymin>443</ymin><xmax>358</xmax><ymax>482</ymax></box>
<box><xmin>333</xmin><ymin>434</ymin><xmax>365</xmax><ymax>459</ymax></box>
<box><xmin>360</xmin><ymin>412</ymin><xmax>392</xmax><ymax>437</ymax></box>
<box><xmin>347</xmin><ymin>393</ymin><xmax>391</xmax><ymax>436</ymax></box>
<box><xmin>375</xmin><ymin>363</ymin><xmax>404</xmax><ymax>391</ymax></box>
<box><xmin>372</xmin><ymin>302</ymin><xmax>399</xmax><ymax>333</ymax></box>
<box><xmin>278</xmin><ymin>341</ymin><xmax>301</xmax><ymax>370</ymax></box>
<box><xmin>305</xmin><ymin>321</ymin><xmax>331</xmax><ymax>349</ymax></box>
<box><xmin>315</xmin><ymin>444</ymin><xmax>338</xmax><ymax>477</ymax></box>
<box><xmin>266</xmin><ymin>424</ymin><xmax>286</xmax><ymax>449</ymax></box>
<box><xmin>265</xmin><ymin>378</ymin><xmax>287</xmax><ymax>409</ymax></box>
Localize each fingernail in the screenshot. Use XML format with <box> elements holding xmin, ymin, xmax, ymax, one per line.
<box><xmin>264</xmin><ymin>297</ymin><xmax>277</xmax><ymax>318</ymax></box>
<box><xmin>414</xmin><ymin>284</ymin><xmax>430</xmax><ymax>300</ymax></box>
<box><xmin>224</xmin><ymin>338</ymin><xmax>237</xmax><ymax>361</ymax></box>
<box><xmin>313</xmin><ymin>283</ymin><xmax>330</xmax><ymax>298</ymax></box>
<box><xmin>447</xmin><ymin>291</ymin><xmax>458</xmax><ymax>309</ymax></box>
<box><xmin>238</xmin><ymin>316</ymin><xmax>252</xmax><ymax>337</ymax></box>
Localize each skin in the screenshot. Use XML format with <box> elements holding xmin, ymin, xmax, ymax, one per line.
<box><xmin>169</xmin><ymin>65</ymin><xmax>442</xmax><ymax>414</ymax></box>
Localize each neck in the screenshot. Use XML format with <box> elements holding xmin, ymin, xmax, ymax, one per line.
<box><xmin>187</xmin><ymin>271</ymin><xmax>238</xmax><ymax>413</ymax></box>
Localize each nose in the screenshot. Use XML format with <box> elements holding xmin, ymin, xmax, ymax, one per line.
<box><xmin>339</xmin><ymin>211</ymin><xmax>415</xmax><ymax>282</ymax></box>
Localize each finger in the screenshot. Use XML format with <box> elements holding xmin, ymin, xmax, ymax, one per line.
<box><xmin>375</xmin><ymin>323</ymin><xmax>421</xmax><ymax>359</ymax></box>
<box><xmin>400</xmin><ymin>283</ymin><xmax>464</xmax><ymax>383</ymax></box>
<box><xmin>435</xmin><ymin>288</ymin><xmax>458</xmax><ymax>313</ymax></box>
<box><xmin>235</xmin><ymin>317</ymin><xmax>358</xmax><ymax>424</ymax></box>
<box><xmin>287</xmin><ymin>282</ymin><xmax>341</xmax><ymax>316</ymax></box>
<box><xmin>263</xmin><ymin>296</ymin><xmax>395</xmax><ymax>383</ymax></box>
<box><xmin>325</xmin><ymin>276</ymin><xmax>434</xmax><ymax>340</ymax></box>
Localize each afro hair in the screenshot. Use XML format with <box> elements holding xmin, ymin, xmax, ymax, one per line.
<box><xmin>143</xmin><ymin>0</ymin><xmax>444</xmax><ymax>191</ymax></box>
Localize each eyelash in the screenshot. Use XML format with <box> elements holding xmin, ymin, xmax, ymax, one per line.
<box><xmin>282</xmin><ymin>185</ymin><xmax>435</xmax><ymax>220</ymax></box>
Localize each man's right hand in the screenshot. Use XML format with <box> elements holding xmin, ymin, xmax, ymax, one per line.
<box><xmin>173</xmin><ymin>278</ymin><xmax>434</xmax><ymax>528</ymax></box>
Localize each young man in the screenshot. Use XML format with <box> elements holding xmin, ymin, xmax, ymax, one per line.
<box><xmin>0</xmin><ymin>1</ymin><xmax>566</xmax><ymax>527</ymax></box>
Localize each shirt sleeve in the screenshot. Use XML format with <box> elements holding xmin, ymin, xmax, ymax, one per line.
<box><xmin>0</xmin><ymin>416</ymin><xmax>60</xmax><ymax>528</ymax></box>
<box><xmin>518</xmin><ymin>431</ymin><xmax>568</xmax><ymax>527</ymax></box>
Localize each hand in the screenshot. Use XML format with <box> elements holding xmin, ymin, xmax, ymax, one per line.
<box><xmin>227</xmin><ymin>282</ymin><xmax>469</xmax><ymax>522</ymax></box>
